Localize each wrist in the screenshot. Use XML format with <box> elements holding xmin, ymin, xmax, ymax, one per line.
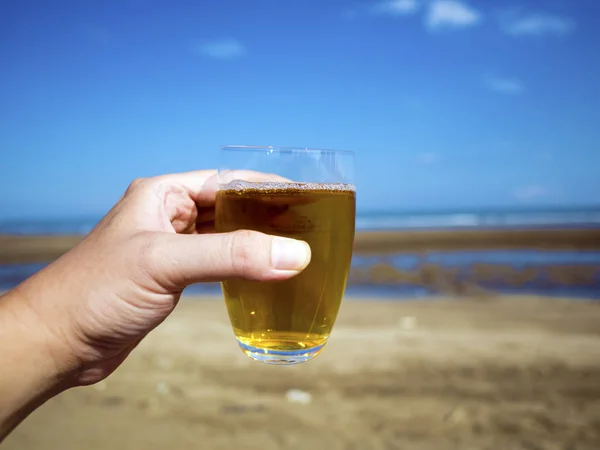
<box><xmin>0</xmin><ymin>288</ymin><xmax>76</xmax><ymax>439</ymax></box>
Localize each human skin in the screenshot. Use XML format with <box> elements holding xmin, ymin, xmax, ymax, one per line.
<box><xmin>0</xmin><ymin>170</ymin><xmax>311</xmax><ymax>440</ymax></box>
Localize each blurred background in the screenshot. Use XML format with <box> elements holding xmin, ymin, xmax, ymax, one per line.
<box><xmin>1</xmin><ymin>1</ymin><xmax>600</xmax><ymax>449</ymax></box>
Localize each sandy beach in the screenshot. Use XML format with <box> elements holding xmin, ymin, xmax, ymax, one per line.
<box><xmin>2</xmin><ymin>230</ymin><xmax>600</xmax><ymax>448</ymax></box>
<box><xmin>3</xmin><ymin>295</ymin><xmax>600</xmax><ymax>450</ymax></box>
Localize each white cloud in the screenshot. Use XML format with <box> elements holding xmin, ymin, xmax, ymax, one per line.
<box><xmin>514</xmin><ymin>185</ymin><xmax>549</xmax><ymax>201</ymax></box>
<box><xmin>193</xmin><ymin>39</ymin><xmax>246</xmax><ymax>60</ymax></box>
<box><xmin>484</xmin><ymin>76</ymin><xmax>525</xmax><ymax>95</ymax></box>
<box><xmin>371</xmin><ymin>0</ymin><xmax>420</xmax><ymax>16</ymax></box>
<box><xmin>503</xmin><ymin>13</ymin><xmax>576</xmax><ymax>37</ymax></box>
<box><xmin>426</xmin><ymin>0</ymin><xmax>481</xmax><ymax>30</ymax></box>
<box><xmin>416</xmin><ymin>152</ymin><xmax>439</xmax><ymax>166</ymax></box>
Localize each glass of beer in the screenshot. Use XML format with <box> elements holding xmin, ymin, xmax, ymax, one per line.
<box><xmin>215</xmin><ymin>145</ymin><xmax>356</xmax><ymax>365</ymax></box>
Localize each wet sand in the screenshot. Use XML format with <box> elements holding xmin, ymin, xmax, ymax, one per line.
<box><xmin>2</xmin><ymin>228</ymin><xmax>600</xmax><ymax>264</ymax></box>
<box><xmin>4</xmin><ymin>295</ymin><xmax>600</xmax><ymax>450</ymax></box>
<box><xmin>0</xmin><ymin>235</ymin><xmax>81</xmax><ymax>264</ymax></box>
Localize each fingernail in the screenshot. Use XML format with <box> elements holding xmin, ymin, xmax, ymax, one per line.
<box><xmin>271</xmin><ymin>238</ymin><xmax>311</xmax><ymax>271</ymax></box>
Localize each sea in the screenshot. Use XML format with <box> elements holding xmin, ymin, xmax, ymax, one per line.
<box><xmin>1</xmin><ymin>207</ymin><xmax>600</xmax><ymax>299</ymax></box>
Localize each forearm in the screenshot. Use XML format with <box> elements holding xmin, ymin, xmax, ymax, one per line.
<box><xmin>0</xmin><ymin>288</ymin><xmax>72</xmax><ymax>441</ymax></box>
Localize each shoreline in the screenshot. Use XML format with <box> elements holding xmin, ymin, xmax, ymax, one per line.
<box><xmin>2</xmin><ymin>230</ymin><xmax>599</xmax><ymax>299</ymax></box>
<box><xmin>2</xmin><ymin>227</ymin><xmax>600</xmax><ymax>264</ymax></box>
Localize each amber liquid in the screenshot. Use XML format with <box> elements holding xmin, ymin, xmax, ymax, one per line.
<box><xmin>215</xmin><ymin>182</ymin><xmax>356</xmax><ymax>361</ymax></box>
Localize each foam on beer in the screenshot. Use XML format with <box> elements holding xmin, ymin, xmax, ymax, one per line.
<box><xmin>219</xmin><ymin>180</ymin><xmax>356</xmax><ymax>192</ymax></box>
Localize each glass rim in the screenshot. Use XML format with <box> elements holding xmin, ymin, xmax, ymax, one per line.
<box><xmin>221</xmin><ymin>145</ymin><xmax>355</xmax><ymax>156</ymax></box>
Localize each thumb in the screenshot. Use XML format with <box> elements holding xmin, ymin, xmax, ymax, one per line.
<box><xmin>149</xmin><ymin>230</ymin><xmax>312</xmax><ymax>289</ymax></box>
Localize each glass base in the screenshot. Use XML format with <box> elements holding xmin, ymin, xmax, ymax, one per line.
<box><xmin>237</xmin><ymin>339</ymin><xmax>326</xmax><ymax>365</ymax></box>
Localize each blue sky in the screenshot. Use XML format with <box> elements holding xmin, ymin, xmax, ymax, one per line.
<box><xmin>1</xmin><ymin>0</ymin><xmax>599</xmax><ymax>218</ymax></box>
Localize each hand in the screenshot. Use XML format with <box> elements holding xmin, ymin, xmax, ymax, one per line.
<box><xmin>4</xmin><ymin>170</ymin><xmax>311</xmax><ymax>388</ymax></box>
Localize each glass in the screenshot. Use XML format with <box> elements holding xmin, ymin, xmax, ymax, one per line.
<box><xmin>215</xmin><ymin>145</ymin><xmax>356</xmax><ymax>365</ymax></box>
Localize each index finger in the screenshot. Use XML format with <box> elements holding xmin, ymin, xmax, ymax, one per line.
<box><xmin>149</xmin><ymin>170</ymin><xmax>218</xmax><ymax>207</ymax></box>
